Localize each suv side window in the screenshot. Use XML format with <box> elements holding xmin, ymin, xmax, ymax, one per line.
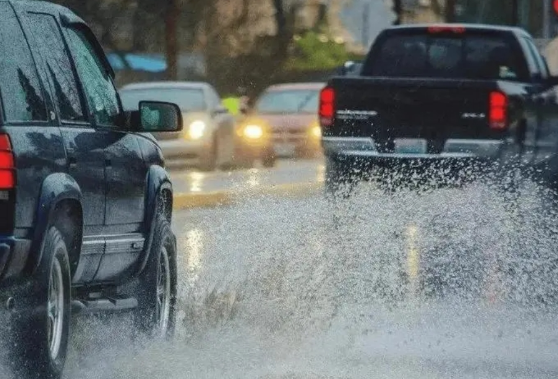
<box><xmin>26</xmin><ymin>13</ymin><xmax>85</xmax><ymax>123</ymax></box>
<box><xmin>0</xmin><ymin>4</ymin><xmax>47</xmax><ymax>122</ymax></box>
<box><xmin>65</xmin><ymin>28</ymin><xmax>121</xmax><ymax>127</ymax></box>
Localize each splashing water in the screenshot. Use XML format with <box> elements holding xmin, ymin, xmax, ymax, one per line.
<box><xmin>3</xmin><ymin>180</ymin><xmax>558</xmax><ymax>379</ymax></box>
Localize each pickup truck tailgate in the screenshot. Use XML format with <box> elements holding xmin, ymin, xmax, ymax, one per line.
<box><xmin>330</xmin><ymin>78</ymin><xmax>506</xmax><ymax>153</ymax></box>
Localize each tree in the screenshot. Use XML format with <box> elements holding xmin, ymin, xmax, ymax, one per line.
<box><xmin>165</xmin><ymin>0</ymin><xmax>179</xmax><ymax>79</ymax></box>
<box><xmin>445</xmin><ymin>0</ymin><xmax>456</xmax><ymax>22</ymax></box>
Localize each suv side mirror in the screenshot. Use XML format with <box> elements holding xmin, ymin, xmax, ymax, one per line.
<box><xmin>135</xmin><ymin>101</ymin><xmax>183</xmax><ymax>132</ymax></box>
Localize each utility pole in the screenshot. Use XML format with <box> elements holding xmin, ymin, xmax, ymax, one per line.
<box><xmin>362</xmin><ymin>2</ymin><xmax>370</xmax><ymax>47</ymax></box>
<box><xmin>165</xmin><ymin>0</ymin><xmax>179</xmax><ymax>80</ymax></box>
<box><xmin>445</xmin><ymin>0</ymin><xmax>456</xmax><ymax>23</ymax></box>
<box><xmin>543</xmin><ymin>0</ymin><xmax>553</xmax><ymax>39</ymax></box>
<box><xmin>511</xmin><ymin>0</ymin><xmax>519</xmax><ymax>26</ymax></box>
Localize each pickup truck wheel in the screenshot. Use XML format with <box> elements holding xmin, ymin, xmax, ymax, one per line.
<box><xmin>9</xmin><ymin>227</ymin><xmax>71</xmax><ymax>379</ymax></box>
<box><xmin>325</xmin><ymin>156</ymin><xmax>358</xmax><ymax>200</ymax></box>
<box><xmin>262</xmin><ymin>149</ymin><xmax>276</xmax><ymax>168</ymax></box>
<box><xmin>134</xmin><ymin>216</ymin><xmax>177</xmax><ymax>340</ymax></box>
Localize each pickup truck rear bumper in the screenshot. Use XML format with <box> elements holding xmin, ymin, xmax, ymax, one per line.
<box><xmin>0</xmin><ymin>238</ymin><xmax>31</xmax><ymax>284</ymax></box>
<box><xmin>322</xmin><ymin>137</ymin><xmax>504</xmax><ymax>159</ymax></box>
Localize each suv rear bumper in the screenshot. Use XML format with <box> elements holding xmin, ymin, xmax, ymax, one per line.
<box><xmin>0</xmin><ymin>238</ymin><xmax>31</xmax><ymax>283</ymax></box>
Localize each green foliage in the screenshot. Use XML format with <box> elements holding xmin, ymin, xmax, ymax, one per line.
<box><xmin>285</xmin><ymin>31</ymin><xmax>358</xmax><ymax>71</ymax></box>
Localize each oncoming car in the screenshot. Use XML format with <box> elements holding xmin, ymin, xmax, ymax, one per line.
<box><xmin>120</xmin><ymin>81</ymin><xmax>236</xmax><ymax>171</ymax></box>
<box><xmin>247</xmin><ymin>83</ymin><xmax>325</xmax><ymax>159</ymax></box>
<box><xmin>0</xmin><ymin>2</ymin><xmax>181</xmax><ymax>378</ymax></box>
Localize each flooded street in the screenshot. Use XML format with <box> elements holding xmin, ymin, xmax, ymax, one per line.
<box><xmin>56</xmin><ymin>182</ymin><xmax>558</xmax><ymax>379</ymax></box>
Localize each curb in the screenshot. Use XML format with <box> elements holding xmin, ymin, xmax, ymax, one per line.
<box><xmin>173</xmin><ymin>182</ymin><xmax>323</xmax><ymax>210</ymax></box>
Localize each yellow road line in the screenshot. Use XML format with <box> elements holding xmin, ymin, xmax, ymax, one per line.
<box><xmin>173</xmin><ymin>182</ymin><xmax>323</xmax><ymax>210</ymax></box>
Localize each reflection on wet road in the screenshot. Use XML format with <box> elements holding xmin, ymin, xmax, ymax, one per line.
<box><xmin>170</xmin><ymin>158</ymin><xmax>324</xmax><ymax>194</ymax></box>
<box><xmin>55</xmin><ymin>181</ymin><xmax>558</xmax><ymax>378</ymax></box>
<box><xmin>169</xmin><ymin>185</ymin><xmax>558</xmax><ymax>378</ymax></box>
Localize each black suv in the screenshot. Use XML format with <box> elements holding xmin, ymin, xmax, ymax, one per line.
<box><xmin>0</xmin><ymin>2</ymin><xmax>182</xmax><ymax>378</ymax></box>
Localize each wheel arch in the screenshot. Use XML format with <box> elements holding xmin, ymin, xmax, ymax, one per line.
<box><xmin>28</xmin><ymin>173</ymin><xmax>83</xmax><ymax>276</ymax></box>
<box><xmin>136</xmin><ymin>165</ymin><xmax>174</xmax><ymax>275</ymax></box>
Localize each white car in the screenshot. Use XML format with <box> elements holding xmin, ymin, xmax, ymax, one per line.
<box><xmin>120</xmin><ymin>81</ymin><xmax>236</xmax><ymax>171</ymax></box>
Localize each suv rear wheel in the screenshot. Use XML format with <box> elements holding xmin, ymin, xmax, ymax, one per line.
<box><xmin>133</xmin><ymin>215</ymin><xmax>177</xmax><ymax>339</ymax></box>
<box><xmin>9</xmin><ymin>227</ymin><xmax>71</xmax><ymax>379</ymax></box>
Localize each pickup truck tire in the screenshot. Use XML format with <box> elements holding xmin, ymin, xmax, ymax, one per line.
<box><xmin>10</xmin><ymin>227</ymin><xmax>71</xmax><ymax>379</ymax></box>
<box><xmin>325</xmin><ymin>155</ymin><xmax>359</xmax><ymax>200</ymax></box>
<box><xmin>262</xmin><ymin>149</ymin><xmax>277</xmax><ymax>168</ymax></box>
<box><xmin>133</xmin><ymin>215</ymin><xmax>177</xmax><ymax>340</ymax></box>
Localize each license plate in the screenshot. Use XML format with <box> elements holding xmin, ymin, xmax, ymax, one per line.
<box><xmin>274</xmin><ymin>143</ymin><xmax>296</xmax><ymax>156</ymax></box>
<box><xmin>394</xmin><ymin>138</ymin><xmax>427</xmax><ymax>154</ymax></box>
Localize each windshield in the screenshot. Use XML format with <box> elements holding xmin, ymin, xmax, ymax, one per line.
<box><xmin>367</xmin><ymin>33</ymin><xmax>528</xmax><ymax>81</ymax></box>
<box><xmin>255</xmin><ymin>89</ymin><xmax>320</xmax><ymax>114</ymax></box>
<box><xmin>120</xmin><ymin>87</ymin><xmax>207</xmax><ymax>112</ymax></box>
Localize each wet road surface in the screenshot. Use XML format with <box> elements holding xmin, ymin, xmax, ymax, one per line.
<box><xmin>56</xmin><ymin>181</ymin><xmax>558</xmax><ymax>379</ymax></box>
<box><xmin>169</xmin><ymin>159</ymin><xmax>324</xmax><ymax>194</ymax></box>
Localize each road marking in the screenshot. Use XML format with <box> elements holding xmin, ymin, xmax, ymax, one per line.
<box><xmin>173</xmin><ymin>181</ymin><xmax>323</xmax><ymax>210</ymax></box>
<box><xmin>406</xmin><ymin>224</ymin><xmax>420</xmax><ymax>298</ymax></box>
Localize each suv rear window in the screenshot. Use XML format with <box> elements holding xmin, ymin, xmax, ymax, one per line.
<box><xmin>365</xmin><ymin>31</ymin><xmax>528</xmax><ymax>81</ymax></box>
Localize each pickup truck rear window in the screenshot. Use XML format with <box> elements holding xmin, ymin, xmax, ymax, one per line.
<box><xmin>366</xmin><ymin>33</ymin><xmax>528</xmax><ymax>81</ymax></box>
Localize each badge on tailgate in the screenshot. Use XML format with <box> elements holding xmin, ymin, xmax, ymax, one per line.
<box><xmin>394</xmin><ymin>138</ymin><xmax>427</xmax><ymax>154</ymax></box>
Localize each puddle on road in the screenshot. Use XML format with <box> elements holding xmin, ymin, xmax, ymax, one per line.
<box><xmin>3</xmin><ymin>180</ymin><xmax>558</xmax><ymax>378</ymax></box>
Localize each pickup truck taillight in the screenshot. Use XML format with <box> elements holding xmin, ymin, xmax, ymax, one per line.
<box><xmin>489</xmin><ymin>91</ymin><xmax>508</xmax><ymax>130</ymax></box>
<box><xmin>0</xmin><ymin>134</ymin><xmax>15</xmax><ymax>189</ymax></box>
<box><xmin>319</xmin><ymin>87</ymin><xmax>335</xmax><ymax>128</ymax></box>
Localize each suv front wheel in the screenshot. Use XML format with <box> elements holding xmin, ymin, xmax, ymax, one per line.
<box><xmin>133</xmin><ymin>215</ymin><xmax>177</xmax><ymax>339</ymax></box>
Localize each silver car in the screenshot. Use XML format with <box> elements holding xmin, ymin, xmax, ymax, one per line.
<box><xmin>120</xmin><ymin>81</ymin><xmax>236</xmax><ymax>171</ymax></box>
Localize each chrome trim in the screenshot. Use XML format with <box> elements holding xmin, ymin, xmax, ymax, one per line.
<box><xmin>322</xmin><ymin>137</ymin><xmax>503</xmax><ymax>158</ymax></box>
<box><xmin>322</xmin><ymin>137</ymin><xmax>377</xmax><ymax>154</ymax></box>
<box><xmin>443</xmin><ymin>139</ymin><xmax>503</xmax><ymax>156</ymax></box>
<box><xmin>331</xmin><ymin>151</ymin><xmax>477</xmax><ymax>159</ymax></box>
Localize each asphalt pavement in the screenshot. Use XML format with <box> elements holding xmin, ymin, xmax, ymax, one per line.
<box><xmin>169</xmin><ymin>158</ymin><xmax>325</xmax><ymax>209</ymax></box>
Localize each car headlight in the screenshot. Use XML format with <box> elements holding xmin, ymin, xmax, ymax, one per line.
<box><xmin>243</xmin><ymin>124</ymin><xmax>263</xmax><ymax>139</ymax></box>
<box><xmin>188</xmin><ymin>120</ymin><xmax>206</xmax><ymax>140</ymax></box>
<box><xmin>311</xmin><ymin>125</ymin><xmax>321</xmax><ymax>137</ymax></box>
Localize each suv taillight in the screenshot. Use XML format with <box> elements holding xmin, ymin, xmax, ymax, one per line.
<box><xmin>0</xmin><ymin>134</ymin><xmax>15</xmax><ymax>189</ymax></box>
<box><xmin>489</xmin><ymin>91</ymin><xmax>508</xmax><ymax>130</ymax></box>
<box><xmin>319</xmin><ymin>87</ymin><xmax>335</xmax><ymax>128</ymax></box>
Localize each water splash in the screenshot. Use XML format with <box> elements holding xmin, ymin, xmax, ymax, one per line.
<box><xmin>2</xmin><ymin>179</ymin><xmax>558</xmax><ymax>378</ymax></box>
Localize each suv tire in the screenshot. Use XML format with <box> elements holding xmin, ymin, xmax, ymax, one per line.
<box><xmin>9</xmin><ymin>227</ymin><xmax>71</xmax><ymax>379</ymax></box>
<box><xmin>133</xmin><ymin>215</ymin><xmax>177</xmax><ymax>339</ymax></box>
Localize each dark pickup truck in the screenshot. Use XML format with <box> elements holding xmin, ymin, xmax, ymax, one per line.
<box><xmin>320</xmin><ymin>24</ymin><xmax>558</xmax><ymax>195</ymax></box>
